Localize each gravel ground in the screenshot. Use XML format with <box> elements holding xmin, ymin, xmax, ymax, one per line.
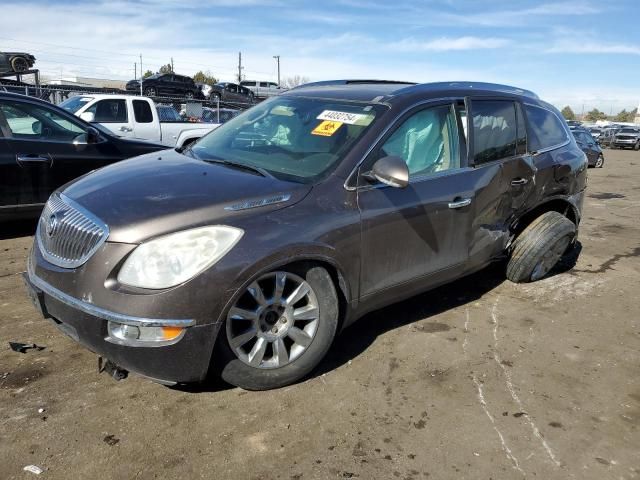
<box><xmin>1</xmin><ymin>149</ymin><xmax>639</xmax><ymax>480</ymax></box>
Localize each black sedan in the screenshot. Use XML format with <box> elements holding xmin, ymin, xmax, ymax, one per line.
<box><xmin>572</xmin><ymin>128</ymin><xmax>604</xmax><ymax>168</ymax></box>
<box><xmin>0</xmin><ymin>92</ymin><xmax>166</xmax><ymax>220</ymax></box>
<box><xmin>0</xmin><ymin>52</ymin><xmax>36</xmax><ymax>74</ymax></box>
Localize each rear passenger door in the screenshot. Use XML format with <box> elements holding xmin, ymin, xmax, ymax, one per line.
<box><xmin>465</xmin><ymin>98</ymin><xmax>536</xmax><ymax>267</ymax></box>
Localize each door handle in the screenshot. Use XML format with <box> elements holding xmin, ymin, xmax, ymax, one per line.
<box><xmin>448</xmin><ymin>198</ymin><xmax>472</xmax><ymax>209</ymax></box>
<box><xmin>17</xmin><ymin>154</ymin><xmax>52</xmax><ymax>164</ymax></box>
<box><xmin>511</xmin><ymin>178</ymin><xmax>529</xmax><ymax>186</ymax></box>
<box><xmin>119</xmin><ymin>126</ymin><xmax>133</xmax><ymax>132</ymax></box>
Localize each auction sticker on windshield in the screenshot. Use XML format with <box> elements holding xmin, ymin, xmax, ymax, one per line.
<box><xmin>317</xmin><ymin>110</ymin><xmax>373</xmax><ymax>126</ymax></box>
<box><xmin>312</xmin><ymin>120</ymin><xmax>343</xmax><ymax>136</ymax></box>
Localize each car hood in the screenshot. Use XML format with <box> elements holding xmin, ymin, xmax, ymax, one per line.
<box><xmin>61</xmin><ymin>149</ymin><xmax>312</xmax><ymax>244</ymax></box>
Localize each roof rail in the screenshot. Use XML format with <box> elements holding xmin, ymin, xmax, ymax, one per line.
<box><xmin>423</xmin><ymin>81</ymin><xmax>539</xmax><ymax>99</ymax></box>
<box><xmin>291</xmin><ymin>79</ymin><xmax>417</xmax><ymax>90</ymax></box>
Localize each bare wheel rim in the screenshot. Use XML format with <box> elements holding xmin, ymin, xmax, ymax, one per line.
<box><xmin>531</xmin><ymin>235</ymin><xmax>572</xmax><ymax>281</ymax></box>
<box><xmin>226</xmin><ymin>271</ymin><xmax>320</xmax><ymax>369</ymax></box>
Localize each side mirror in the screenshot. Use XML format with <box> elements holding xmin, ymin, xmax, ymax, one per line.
<box><xmin>80</xmin><ymin>111</ymin><xmax>95</xmax><ymax>123</ymax></box>
<box><xmin>369</xmin><ymin>155</ymin><xmax>409</xmax><ymax>188</ymax></box>
<box><xmin>87</xmin><ymin>126</ymin><xmax>100</xmax><ymax>144</ymax></box>
<box><xmin>31</xmin><ymin>120</ymin><xmax>42</xmax><ymax>135</ymax></box>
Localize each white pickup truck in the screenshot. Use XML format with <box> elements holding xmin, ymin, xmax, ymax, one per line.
<box><xmin>59</xmin><ymin>94</ymin><xmax>220</xmax><ymax>148</ymax></box>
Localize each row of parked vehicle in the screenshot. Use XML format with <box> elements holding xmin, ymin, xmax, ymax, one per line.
<box><xmin>124</xmin><ymin>73</ymin><xmax>286</xmax><ymax>103</ymax></box>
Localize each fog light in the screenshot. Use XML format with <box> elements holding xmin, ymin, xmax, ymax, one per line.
<box><xmin>107</xmin><ymin>321</ymin><xmax>185</xmax><ymax>345</ymax></box>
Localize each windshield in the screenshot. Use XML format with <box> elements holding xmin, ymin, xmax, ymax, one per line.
<box><xmin>59</xmin><ymin>96</ymin><xmax>94</xmax><ymax>113</ymax></box>
<box><xmin>191</xmin><ymin>96</ymin><xmax>385</xmax><ymax>183</ymax></box>
<box><xmin>619</xmin><ymin>128</ymin><xmax>638</xmax><ymax>134</ymax></box>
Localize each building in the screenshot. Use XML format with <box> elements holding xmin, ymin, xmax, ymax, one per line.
<box><xmin>47</xmin><ymin>76</ymin><xmax>126</xmax><ymax>90</ymax></box>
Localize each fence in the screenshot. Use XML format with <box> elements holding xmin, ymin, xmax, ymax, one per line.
<box><xmin>0</xmin><ymin>82</ymin><xmax>257</xmax><ymax>123</ymax></box>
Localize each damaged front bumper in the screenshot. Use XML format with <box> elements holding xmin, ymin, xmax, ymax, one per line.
<box><xmin>23</xmin><ymin>264</ymin><xmax>220</xmax><ymax>385</ymax></box>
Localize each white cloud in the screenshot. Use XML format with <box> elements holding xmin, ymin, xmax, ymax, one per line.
<box><xmin>388</xmin><ymin>36</ymin><xmax>510</xmax><ymax>52</ymax></box>
<box><xmin>546</xmin><ymin>41</ymin><xmax>640</xmax><ymax>55</ymax></box>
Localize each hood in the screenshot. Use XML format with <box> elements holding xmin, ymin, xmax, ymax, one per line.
<box><xmin>61</xmin><ymin>150</ymin><xmax>311</xmax><ymax>244</ymax></box>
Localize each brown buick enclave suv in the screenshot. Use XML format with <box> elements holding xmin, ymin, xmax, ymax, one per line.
<box><xmin>24</xmin><ymin>80</ymin><xmax>588</xmax><ymax>390</ymax></box>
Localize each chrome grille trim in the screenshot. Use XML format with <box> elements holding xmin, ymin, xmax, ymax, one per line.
<box><xmin>36</xmin><ymin>193</ymin><xmax>109</xmax><ymax>269</ymax></box>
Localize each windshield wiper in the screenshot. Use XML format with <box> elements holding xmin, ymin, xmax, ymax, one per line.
<box><xmin>200</xmin><ymin>156</ymin><xmax>272</xmax><ymax>178</ymax></box>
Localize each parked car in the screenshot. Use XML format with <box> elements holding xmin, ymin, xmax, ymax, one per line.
<box><xmin>0</xmin><ymin>52</ymin><xmax>36</xmax><ymax>74</ymax></box>
<box><xmin>588</xmin><ymin>127</ymin><xmax>602</xmax><ymax>140</ymax></box>
<box><xmin>24</xmin><ymin>80</ymin><xmax>587</xmax><ymax>390</ymax></box>
<box><xmin>208</xmin><ymin>82</ymin><xmax>254</xmax><ymax>103</ymax></box>
<box><xmin>0</xmin><ymin>92</ymin><xmax>166</xmax><ymax>220</ymax></box>
<box><xmin>59</xmin><ymin>94</ymin><xmax>219</xmax><ymax>148</ymax></box>
<box><xmin>610</xmin><ymin>127</ymin><xmax>640</xmax><ymax>150</ymax></box>
<box><xmin>240</xmin><ymin>80</ymin><xmax>286</xmax><ymax>98</ymax></box>
<box><xmin>125</xmin><ymin>73</ymin><xmax>202</xmax><ymax>99</ymax></box>
<box><xmin>599</xmin><ymin>127</ymin><xmax>619</xmax><ymax>148</ymax></box>
<box><xmin>572</xmin><ymin>128</ymin><xmax>604</xmax><ymax>167</ymax></box>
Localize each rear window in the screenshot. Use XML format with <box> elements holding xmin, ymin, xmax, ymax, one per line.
<box><xmin>471</xmin><ymin>100</ymin><xmax>519</xmax><ymax>164</ymax></box>
<box><xmin>133</xmin><ymin>100</ymin><xmax>153</xmax><ymax>123</ymax></box>
<box><xmin>524</xmin><ymin>104</ymin><xmax>568</xmax><ymax>152</ymax></box>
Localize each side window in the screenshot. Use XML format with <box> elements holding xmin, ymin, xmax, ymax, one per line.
<box><xmin>471</xmin><ymin>100</ymin><xmax>518</xmax><ymax>164</ymax></box>
<box><xmin>243</xmin><ymin>81</ymin><xmax>256</xmax><ymax>87</ymax></box>
<box><xmin>377</xmin><ymin>104</ymin><xmax>460</xmax><ymax>178</ymax></box>
<box><xmin>133</xmin><ymin>100</ymin><xmax>153</xmax><ymax>123</ymax></box>
<box><xmin>0</xmin><ymin>101</ymin><xmax>85</xmax><ymax>141</ymax></box>
<box><xmin>87</xmin><ymin>99</ymin><xmax>127</xmax><ymax>123</ymax></box>
<box><xmin>524</xmin><ymin>104</ymin><xmax>568</xmax><ymax>152</ymax></box>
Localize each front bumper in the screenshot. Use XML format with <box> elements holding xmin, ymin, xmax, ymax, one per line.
<box><xmin>611</xmin><ymin>139</ymin><xmax>638</xmax><ymax>148</ymax></box>
<box><xmin>24</xmin><ymin>268</ymin><xmax>220</xmax><ymax>385</ymax></box>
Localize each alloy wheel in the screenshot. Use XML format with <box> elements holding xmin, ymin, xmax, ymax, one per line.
<box><xmin>226</xmin><ymin>271</ymin><xmax>320</xmax><ymax>369</ymax></box>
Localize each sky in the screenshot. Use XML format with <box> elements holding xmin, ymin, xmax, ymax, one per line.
<box><xmin>2</xmin><ymin>0</ymin><xmax>639</xmax><ymax>113</ymax></box>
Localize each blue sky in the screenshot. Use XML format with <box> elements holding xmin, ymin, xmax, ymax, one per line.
<box><xmin>2</xmin><ymin>0</ymin><xmax>639</xmax><ymax>112</ymax></box>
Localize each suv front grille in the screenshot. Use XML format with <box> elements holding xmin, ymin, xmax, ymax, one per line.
<box><xmin>36</xmin><ymin>193</ymin><xmax>109</xmax><ymax>269</ymax></box>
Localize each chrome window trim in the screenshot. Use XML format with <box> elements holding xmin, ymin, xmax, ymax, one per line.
<box><xmin>344</xmin><ymin>96</ymin><xmax>462</xmax><ymax>191</ymax></box>
<box><xmin>27</xmin><ymin>263</ymin><xmax>195</xmax><ymax>328</ymax></box>
<box><xmin>36</xmin><ymin>193</ymin><xmax>109</xmax><ymax>269</ymax></box>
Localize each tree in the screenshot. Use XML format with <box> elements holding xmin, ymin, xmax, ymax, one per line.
<box><xmin>193</xmin><ymin>70</ymin><xmax>217</xmax><ymax>85</ymax></box>
<box><xmin>159</xmin><ymin>63</ymin><xmax>173</xmax><ymax>74</ymax></box>
<box><xmin>585</xmin><ymin>108</ymin><xmax>607</xmax><ymax>122</ymax></box>
<box><xmin>560</xmin><ymin>106</ymin><xmax>575</xmax><ymax>120</ymax></box>
<box><xmin>613</xmin><ymin>108</ymin><xmax>638</xmax><ymax>122</ymax></box>
<box><xmin>142</xmin><ymin>70</ymin><xmax>154</xmax><ymax>79</ymax></box>
<box><xmin>282</xmin><ymin>75</ymin><xmax>310</xmax><ymax>88</ymax></box>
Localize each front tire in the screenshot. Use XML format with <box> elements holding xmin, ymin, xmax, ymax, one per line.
<box><xmin>506</xmin><ymin>211</ymin><xmax>576</xmax><ymax>283</ymax></box>
<box><xmin>11</xmin><ymin>56</ymin><xmax>29</xmax><ymax>72</ymax></box>
<box><xmin>595</xmin><ymin>155</ymin><xmax>604</xmax><ymax>168</ymax></box>
<box><xmin>143</xmin><ymin>87</ymin><xmax>157</xmax><ymax>97</ymax></box>
<box><xmin>634</xmin><ymin>142</ymin><xmax>640</xmax><ymax>151</ymax></box>
<box><xmin>217</xmin><ymin>266</ymin><xmax>339</xmax><ymax>390</ymax></box>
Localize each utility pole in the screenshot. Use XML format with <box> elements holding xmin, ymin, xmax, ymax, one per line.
<box><xmin>273</xmin><ymin>55</ymin><xmax>280</xmax><ymax>86</ymax></box>
<box><xmin>171</xmin><ymin>57</ymin><xmax>174</xmax><ymax>72</ymax></box>
<box><xmin>134</xmin><ymin>62</ymin><xmax>137</xmax><ymax>82</ymax></box>
<box><xmin>237</xmin><ymin>52</ymin><xmax>243</xmax><ymax>83</ymax></box>
<box><xmin>140</xmin><ymin>54</ymin><xmax>143</xmax><ymax>96</ymax></box>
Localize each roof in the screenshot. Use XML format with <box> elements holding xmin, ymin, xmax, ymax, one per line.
<box><xmin>284</xmin><ymin>79</ymin><xmax>540</xmax><ymax>103</ymax></box>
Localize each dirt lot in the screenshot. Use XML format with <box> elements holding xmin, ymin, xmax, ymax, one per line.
<box><xmin>1</xmin><ymin>149</ymin><xmax>639</xmax><ymax>480</ymax></box>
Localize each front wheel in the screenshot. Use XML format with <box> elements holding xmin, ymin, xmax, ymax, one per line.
<box><xmin>595</xmin><ymin>155</ymin><xmax>604</xmax><ymax>168</ymax></box>
<box><xmin>634</xmin><ymin>142</ymin><xmax>640</xmax><ymax>151</ymax></box>
<box><xmin>143</xmin><ymin>87</ymin><xmax>157</xmax><ymax>97</ymax></box>
<box><xmin>506</xmin><ymin>211</ymin><xmax>576</xmax><ymax>283</ymax></box>
<box><xmin>217</xmin><ymin>266</ymin><xmax>339</xmax><ymax>390</ymax></box>
<box><xmin>185</xmin><ymin>91</ymin><xmax>194</xmax><ymax>99</ymax></box>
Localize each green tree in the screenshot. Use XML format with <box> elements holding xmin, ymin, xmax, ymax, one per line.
<box><xmin>159</xmin><ymin>63</ymin><xmax>173</xmax><ymax>74</ymax></box>
<box><xmin>585</xmin><ymin>108</ymin><xmax>607</xmax><ymax>122</ymax></box>
<box><xmin>142</xmin><ymin>70</ymin><xmax>154</xmax><ymax>79</ymax></box>
<box><xmin>560</xmin><ymin>106</ymin><xmax>575</xmax><ymax>120</ymax></box>
<box><xmin>193</xmin><ymin>70</ymin><xmax>217</xmax><ymax>85</ymax></box>
<box><xmin>614</xmin><ymin>108</ymin><xmax>638</xmax><ymax>122</ymax></box>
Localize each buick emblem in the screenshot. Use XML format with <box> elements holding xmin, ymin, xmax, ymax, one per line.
<box><xmin>46</xmin><ymin>213</ymin><xmax>59</xmax><ymax>237</ymax></box>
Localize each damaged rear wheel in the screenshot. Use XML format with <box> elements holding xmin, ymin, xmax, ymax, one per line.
<box><xmin>506</xmin><ymin>211</ymin><xmax>576</xmax><ymax>283</ymax></box>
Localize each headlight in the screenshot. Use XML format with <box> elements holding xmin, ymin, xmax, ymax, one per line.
<box><xmin>117</xmin><ymin>225</ymin><xmax>243</xmax><ymax>289</ymax></box>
